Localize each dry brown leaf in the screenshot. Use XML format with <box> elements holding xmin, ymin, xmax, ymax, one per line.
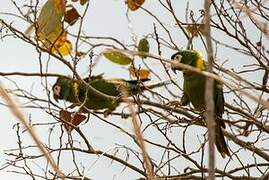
<box><xmin>60</xmin><ymin>110</ymin><xmax>87</xmax><ymax>131</ymax></box>
<box><xmin>129</xmin><ymin>66</ymin><xmax>150</xmax><ymax>80</ymax></box>
<box><xmin>128</xmin><ymin>0</ymin><xmax>145</xmax><ymax>11</ymax></box>
<box><xmin>185</xmin><ymin>24</ymin><xmax>206</xmax><ymax>37</ymax></box>
<box><xmin>64</xmin><ymin>7</ymin><xmax>80</xmax><ymax>25</ymax></box>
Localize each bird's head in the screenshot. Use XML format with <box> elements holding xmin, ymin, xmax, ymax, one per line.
<box><xmin>52</xmin><ymin>77</ymin><xmax>71</xmax><ymax>102</ymax></box>
<box><xmin>171</xmin><ymin>50</ymin><xmax>205</xmax><ymax>73</ymax></box>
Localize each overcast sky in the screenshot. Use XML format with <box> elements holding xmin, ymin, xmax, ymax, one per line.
<box><xmin>0</xmin><ymin>0</ymin><xmax>268</xmax><ymax>179</ymax></box>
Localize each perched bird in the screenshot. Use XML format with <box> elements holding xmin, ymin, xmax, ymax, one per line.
<box><xmin>52</xmin><ymin>75</ymin><xmax>169</xmax><ymax>114</ymax></box>
<box><xmin>171</xmin><ymin>49</ymin><xmax>230</xmax><ymax>158</ymax></box>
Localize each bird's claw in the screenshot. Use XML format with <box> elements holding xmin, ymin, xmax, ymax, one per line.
<box><xmin>103</xmin><ymin>109</ymin><xmax>112</xmax><ymax>117</ymax></box>
<box><xmin>166</xmin><ymin>99</ymin><xmax>182</xmax><ymax>107</ymax></box>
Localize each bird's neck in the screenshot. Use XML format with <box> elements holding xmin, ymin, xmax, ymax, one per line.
<box><xmin>195</xmin><ymin>57</ymin><xmax>205</xmax><ymax>70</ymax></box>
<box><xmin>183</xmin><ymin>71</ymin><xmax>205</xmax><ymax>81</ymax></box>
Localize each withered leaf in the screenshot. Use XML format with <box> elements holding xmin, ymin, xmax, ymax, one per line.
<box><xmin>64</xmin><ymin>7</ymin><xmax>80</xmax><ymax>26</ymax></box>
<box><xmin>60</xmin><ymin>110</ymin><xmax>87</xmax><ymax>131</ymax></box>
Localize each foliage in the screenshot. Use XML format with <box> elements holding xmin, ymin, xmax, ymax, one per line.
<box><xmin>0</xmin><ymin>0</ymin><xmax>269</xmax><ymax>179</ymax></box>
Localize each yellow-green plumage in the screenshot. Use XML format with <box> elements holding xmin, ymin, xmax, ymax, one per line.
<box><xmin>52</xmin><ymin>75</ymin><xmax>169</xmax><ymax>114</ymax></box>
<box><xmin>171</xmin><ymin>50</ymin><xmax>230</xmax><ymax>158</ymax></box>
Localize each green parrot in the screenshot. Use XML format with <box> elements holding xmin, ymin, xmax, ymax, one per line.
<box><xmin>171</xmin><ymin>49</ymin><xmax>230</xmax><ymax>158</ymax></box>
<box><xmin>52</xmin><ymin>75</ymin><xmax>169</xmax><ymax>114</ymax></box>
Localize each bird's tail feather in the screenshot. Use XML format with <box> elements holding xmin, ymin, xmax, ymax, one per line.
<box><xmin>215</xmin><ymin>118</ymin><xmax>230</xmax><ymax>158</ymax></box>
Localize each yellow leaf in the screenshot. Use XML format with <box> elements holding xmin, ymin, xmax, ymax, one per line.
<box><xmin>129</xmin><ymin>66</ymin><xmax>150</xmax><ymax>80</ymax></box>
<box><xmin>54</xmin><ymin>0</ymin><xmax>66</xmax><ymax>13</ymax></box>
<box><xmin>52</xmin><ymin>40</ymin><xmax>72</xmax><ymax>56</ymax></box>
<box><xmin>36</xmin><ymin>0</ymin><xmax>66</xmax><ymax>41</ymax></box>
<box><xmin>128</xmin><ymin>0</ymin><xmax>145</xmax><ymax>11</ymax></box>
<box><xmin>39</xmin><ymin>23</ymin><xmax>63</xmax><ymax>44</ymax></box>
<box><xmin>42</xmin><ymin>31</ymin><xmax>72</xmax><ymax>56</ymax></box>
<box><xmin>49</xmin><ymin>32</ymin><xmax>72</xmax><ymax>56</ymax></box>
<box><xmin>185</xmin><ymin>24</ymin><xmax>205</xmax><ymax>37</ymax></box>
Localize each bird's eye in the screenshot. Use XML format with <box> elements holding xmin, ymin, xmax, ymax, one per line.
<box><xmin>53</xmin><ymin>85</ymin><xmax>61</xmax><ymax>96</ymax></box>
<box><xmin>175</xmin><ymin>54</ymin><xmax>182</xmax><ymax>62</ymax></box>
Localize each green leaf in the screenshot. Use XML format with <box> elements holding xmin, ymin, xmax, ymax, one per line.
<box><xmin>36</xmin><ymin>0</ymin><xmax>65</xmax><ymax>41</ymax></box>
<box><xmin>138</xmin><ymin>38</ymin><xmax>149</xmax><ymax>58</ymax></box>
<box><xmin>103</xmin><ymin>51</ymin><xmax>132</xmax><ymax>65</ymax></box>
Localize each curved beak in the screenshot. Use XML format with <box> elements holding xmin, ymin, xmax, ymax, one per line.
<box><xmin>171</xmin><ymin>66</ymin><xmax>177</xmax><ymax>74</ymax></box>
<box><xmin>53</xmin><ymin>94</ymin><xmax>59</xmax><ymax>103</ymax></box>
<box><xmin>170</xmin><ymin>53</ymin><xmax>182</xmax><ymax>73</ymax></box>
<box><xmin>171</xmin><ymin>59</ymin><xmax>181</xmax><ymax>73</ymax></box>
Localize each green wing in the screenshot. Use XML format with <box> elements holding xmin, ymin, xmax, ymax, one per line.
<box><xmin>54</xmin><ymin>75</ymin><xmax>153</xmax><ymax>113</ymax></box>
<box><xmin>77</xmin><ymin>76</ymin><xmax>120</xmax><ymax>111</ymax></box>
<box><xmin>214</xmin><ymin>80</ymin><xmax>225</xmax><ymax>128</ymax></box>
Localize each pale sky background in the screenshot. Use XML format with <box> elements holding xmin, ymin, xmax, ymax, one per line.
<box><xmin>0</xmin><ymin>0</ymin><xmax>268</xmax><ymax>179</ymax></box>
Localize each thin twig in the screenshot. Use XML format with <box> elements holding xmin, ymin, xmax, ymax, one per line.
<box><xmin>0</xmin><ymin>82</ymin><xmax>65</xmax><ymax>179</ymax></box>
<box><xmin>121</xmin><ymin>88</ymin><xmax>155</xmax><ymax>179</ymax></box>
